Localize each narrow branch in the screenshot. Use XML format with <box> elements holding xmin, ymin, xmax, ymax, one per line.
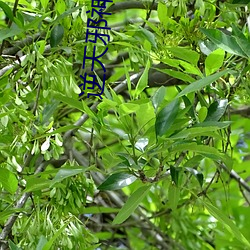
<box><xmin>219</xmin><ymin>163</ymin><xmax>250</xmax><ymax>193</ymax></box>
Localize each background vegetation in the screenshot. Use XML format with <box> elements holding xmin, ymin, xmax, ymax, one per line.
<box><xmin>1</xmin><ymin>0</ymin><xmax>250</xmax><ymax>249</ymax></box>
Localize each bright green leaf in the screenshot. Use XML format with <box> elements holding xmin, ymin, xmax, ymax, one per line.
<box><xmin>157</xmin><ymin>1</ymin><xmax>168</xmax><ymax>24</ymax></box>
<box><xmin>0</xmin><ymin>168</ymin><xmax>18</xmax><ymax>194</ymax></box>
<box><xmin>205</xmin><ymin>49</ymin><xmax>225</xmax><ymax>75</ymax></box>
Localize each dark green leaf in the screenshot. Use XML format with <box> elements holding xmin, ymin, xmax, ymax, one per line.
<box><xmin>98</xmin><ymin>172</ymin><xmax>137</xmax><ymax>191</ymax></box>
<box><xmin>205</xmin><ymin>99</ymin><xmax>228</xmax><ymax>122</ymax></box>
<box><xmin>50</xmin><ymin>24</ymin><xmax>64</xmax><ymax>47</ymax></box>
<box><xmin>170</xmin><ymin>166</ymin><xmax>181</xmax><ymax>186</ymax></box>
<box><xmin>155</xmin><ymin>99</ymin><xmax>179</xmax><ymax>137</ymax></box>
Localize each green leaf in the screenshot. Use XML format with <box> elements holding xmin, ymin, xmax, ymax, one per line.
<box><xmin>156</xmin><ymin>67</ymin><xmax>195</xmax><ymax>83</ymax></box>
<box><xmin>155</xmin><ymin>99</ymin><xmax>179</xmax><ymax>137</ymax></box>
<box><xmin>24</xmin><ymin>177</ymin><xmax>51</xmax><ymax>192</ymax></box>
<box><xmin>0</xmin><ymin>25</ymin><xmax>23</xmax><ymax>42</ymax></box>
<box><xmin>138</xmin><ymin>27</ymin><xmax>157</xmax><ymax>49</ymax></box>
<box><xmin>205</xmin><ymin>99</ymin><xmax>228</xmax><ymax>122</ymax></box>
<box><xmin>200</xmin><ymin>28</ymin><xmax>247</xmax><ymax>58</ymax></box>
<box><xmin>112</xmin><ymin>185</ymin><xmax>151</xmax><ymax>224</ymax></box>
<box><xmin>51</xmin><ymin>167</ymin><xmax>86</xmax><ymax>186</ymax></box>
<box><xmin>168</xmin><ymin>47</ymin><xmax>200</xmax><ymax>65</ymax></box>
<box><xmin>170</xmin><ymin>126</ymin><xmax>220</xmax><ymax>139</ymax></box>
<box><xmin>234</xmin><ymin>35</ymin><xmax>250</xmax><ymax>58</ymax></box>
<box><xmin>53</xmin><ymin>92</ymin><xmax>85</xmax><ymax>112</ymax></box>
<box><xmin>53</xmin><ymin>5</ymin><xmax>83</xmax><ymax>24</ymax></box>
<box><xmin>0</xmin><ymin>209</ymin><xmax>23</xmax><ymax>223</ymax></box>
<box><xmin>134</xmin><ymin>59</ymin><xmax>150</xmax><ymax>98</ymax></box>
<box><xmin>42</xmin><ymin>223</ymin><xmax>69</xmax><ymax>250</ymax></box>
<box><xmin>8</xmin><ymin>241</ymin><xmax>22</xmax><ymax>250</ymax></box>
<box><xmin>36</xmin><ymin>236</ymin><xmax>48</xmax><ymax>250</ymax></box>
<box><xmin>185</xmin><ymin>167</ymin><xmax>204</xmax><ymax>187</ymax></box>
<box><xmin>0</xmin><ymin>168</ymin><xmax>18</xmax><ymax>194</ymax></box>
<box><xmin>203</xmin><ymin>201</ymin><xmax>250</xmax><ymax>248</ymax></box>
<box><xmin>98</xmin><ymin>172</ymin><xmax>137</xmax><ymax>191</ymax></box>
<box><xmin>170</xmin><ymin>166</ymin><xmax>181</xmax><ymax>186</ymax></box>
<box><xmin>50</xmin><ymin>24</ymin><xmax>64</xmax><ymax>47</ymax></box>
<box><xmin>40</xmin><ymin>0</ymin><xmax>49</xmax><ymax>9</ymax></box>
<box><xmin>151</xmin><ymin>86</ymin><xmax>166</xmax><ymax>111</ymax></box>
<box><xmin>157</xmin><ymin>1</ymin><xmax>168</xmax><ymax>24</ymax></box>
<box><xmin>119</xmin><ymin>103</ymin><xmax>140</xmax><ymax>115</ymax></box>
<box><xmin>194</xmin><ymin>121</ymin><xmax>231</xmax><ymax>129</ymax></box>
<box><xmin>198</xmin><ymin>106</ymin><xmax>208</xmax><ymax>122</ymax></box>
<box><xmin>80</xmin><ymin>206</ymin><xmax>120</xmax><ymax>214</ymax></box>
<box><xmin>168</xmin><ymin>182</ymin><xmax>180</xmax><ymax>210</ymax></box>
<box><xmin>41</xmin><ymin>101</ymin><xmax>60</xmax><ymax>125</ymax></box>
<box><xmin>0</xmin><ymin>1</ymin><xmax>14</xmax><ymax>21</ymax></box>
<box><xmin>205</xmin><ymin>49</ymin><xmax>225</xmax><ymax>75</ymax></box>
<box><xmin>176</xmin><ymin>69</ymin><xmax>231</xmax><ymax>98</ymax></box>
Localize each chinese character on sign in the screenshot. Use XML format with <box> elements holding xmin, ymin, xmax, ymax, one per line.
<box><xmin>78</xmin><ymin>0</ymin><xmax>113</xmax><ymax>99</ymax></box>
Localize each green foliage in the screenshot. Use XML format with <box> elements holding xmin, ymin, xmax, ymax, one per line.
<box><xmin>1</xmin><ymin>0</ymin><xmax>250</xmax><ymax>249</ymax></box>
